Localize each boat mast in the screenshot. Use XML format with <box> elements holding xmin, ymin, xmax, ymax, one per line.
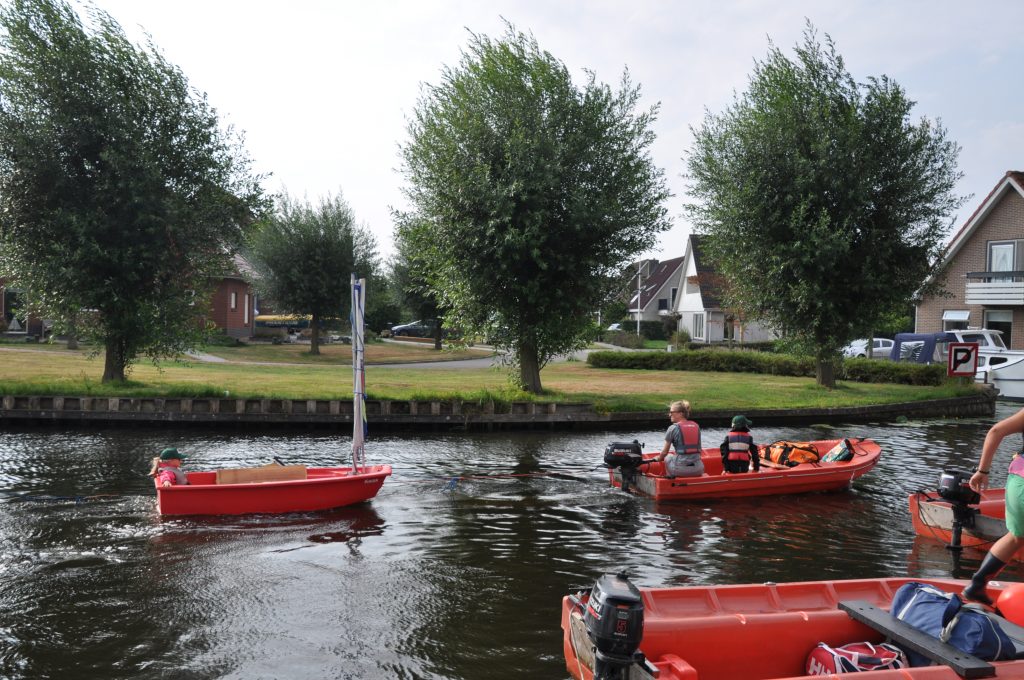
<box><xmin>351</xmin><ymin>274</ymin><xmax>367</xmax><ymax>473</ymax></box>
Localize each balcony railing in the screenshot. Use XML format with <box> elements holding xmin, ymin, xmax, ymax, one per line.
<box><xmin>965</xmin><ymin>271</ymin><xmax>1024</xmax><ymax>305</ymax></box>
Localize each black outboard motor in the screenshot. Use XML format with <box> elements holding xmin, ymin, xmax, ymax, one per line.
<box><xmin>604</xmin><ymin>441</ymin><xmax>644</xmax><ymax>493</ymax></box>
<box><xmin>583</xmin><ymin>573</ymin><xmax>644</xmax><ymax>680</ymax></box>
<box><xmin>937</xmin><ymin>470</ymin><xmax>981</xmax><ymax>551</ymax></box>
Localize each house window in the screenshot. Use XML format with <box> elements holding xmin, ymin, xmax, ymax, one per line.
<box><xmin>942</xmin><ymin>310</ymin><xmax>970</xmax><ymax>331</ymax></box>
<box><xmin>658</xmin><ymin>298</ymin><xmax>669</xmax><ymax>311</ymax></box>
<box><xmin>692</xmin><ymin>313</ymin><xmax>704</xmax><ymax>340</ymax></box>
<box><xmin>989</xmin><ymin>241</ymin><xmax>1016</xmax><ymax>281</ymax></box>
<box><xmin>670</xmin><ymin>287</ymin><xmax>678</xmax><ymax>307</ymax></box>
<box><xmin>243</xmin><ymin>294</ymin><xmax>249</xmax><ymax>325</ymax></box>
<box><xmin>985</xmin><ymin>309</ymin><xmax>1013</xmax><ymax>347</ymax></box>
<box><xmin>230</xmin><ymin>291</ymin><xmax>237</xmax><ymax>311</ymax></box>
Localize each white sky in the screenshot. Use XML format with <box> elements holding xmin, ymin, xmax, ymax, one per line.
<box><xmin>82</xmin><ymin>0</ymin><xmax>1024</xmax><ymax>262</ymax></box>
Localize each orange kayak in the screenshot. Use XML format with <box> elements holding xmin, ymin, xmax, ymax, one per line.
<box><xmin>155</xmin><ymin>465</ymin><xmax>392</xmax><ymax>516</ymax></box>
<box><xmin>562</xmin><ymin>575</ymin><xmax>1024</xmax><ymax>679</ymax></box>
<box><xmin>608</xmin><ymin>438</ymin><xmax>881</xmax><ymax>500</ymax></box>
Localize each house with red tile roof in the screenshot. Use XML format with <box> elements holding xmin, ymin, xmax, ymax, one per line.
<box><xmin>916</xmin><ymin>171</ymin><xmax>1024</xmax><ymax>347</ymax></box>
<box><xmin>674</xmin><ymin>234</ymin><xmax>776</xmax><ymax>343</ymax></box>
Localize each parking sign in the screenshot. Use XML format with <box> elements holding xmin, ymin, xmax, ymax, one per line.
<box><xmin>947</xmin><ymin>342</ymin><xmax>979</xmax><ymax>377</ymax></box>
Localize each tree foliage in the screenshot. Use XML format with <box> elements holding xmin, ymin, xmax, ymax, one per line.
<box><xmin>247</xmin><ymin>192</ymin><xmax>378</xmax><ymax>354</ymax></box>
<box><xmin>0</xmin><ymin>0</ymin><xmax>266</xmax><ymax>381</ymax></box>
<box><xmin>686</xmin><ymin>24</ymin><xmax>964</xmax><ymax>387</ymax></box>
<box><xmin>392</xmin><ymin>213</ymin><xmax>445</xmax><ymax>349</ymax></box>
<box><xmin>399</xmin><ymin>25</ymin><xmax>671</xmax><ymax>392</ymax></box>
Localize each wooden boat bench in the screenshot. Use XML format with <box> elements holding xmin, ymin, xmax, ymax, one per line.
<box><xmin>215</xmin><ymin>465</ymin><xmax>308</xmax><ymax>485</ymax></box>
<box><xmin>838</xmin><ymin>600</ymin><xmax>995</xmax><ymax>678</ymax></box>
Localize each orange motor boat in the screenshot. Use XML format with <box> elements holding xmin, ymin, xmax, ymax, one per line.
<box><xmin>562</xmin><ymin>574</ymin><xmax>1024</xmax><ymax>680</ymax></box>
<box><xmin>909</xmin><ymin>470</ymin><xmax>1006</xmax><ymax>549</ymax></box>
<box><xmin>605</xmin><ymin>438</ymin><xmax>881</xmax><ymax>501</ymax></box>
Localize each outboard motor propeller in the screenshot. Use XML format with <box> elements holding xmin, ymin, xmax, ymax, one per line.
<box><xmin>937</xmin><ymin>470</ymin><xmax>981</xmax><ymax>552</ymax></box>
<box><xmin>604</xmin><ymin>441</ymin><xmax>645</xmax><ymax>493</ymax></box>
<box><xmin>583</xmin><ymin>573</ymin><xmax>645</xmax><ymax>680</ymax></box>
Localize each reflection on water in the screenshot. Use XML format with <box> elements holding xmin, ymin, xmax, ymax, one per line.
<box><xmin>2</xmin><ymin>403</ymin><xmax>1024</xmax><ymax>679</ymax></box>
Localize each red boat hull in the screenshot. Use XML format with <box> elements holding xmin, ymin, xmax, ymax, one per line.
<box><xmin>909</xmin><ymin>488</ymin><xmax>1007</xmax><ymax>548</ymax></box>
<box><xmin>155</xmin><ymin>465</ymin><xmax>392</xmax><ymax>516</ymax></box>
<box><xmin>609</xmin><ymin>438</ymin><xmax>881</xmax><ymax>500</ymax></box>
<box><xmin>563</xmin><ymin>576</ymin><xmax>1024</xmax><ymax>680</ymax></box>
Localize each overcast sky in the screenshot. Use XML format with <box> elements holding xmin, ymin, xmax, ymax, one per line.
<box><xmin>83</xmin><ymin>0</ymin><xmax>1024</xmax><ymax>263</ymax></box>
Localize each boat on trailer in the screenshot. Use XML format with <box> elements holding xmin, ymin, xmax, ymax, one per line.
<box><xmin>891</xmin><ymin>328</ymin><xmax>1024</xmax><ymax>400</ymax></box>
<box><xmin>156</xmin><ymin>275</ymin><xmax>392</xmax><ymax>516</ymax></box>
<box><xmin>605</xmin><ymin>438</ymin><xmax>881</xmax><ymax>501</ymax></box>
<box><xmin>562</xmin><ymin>573</ymin><xmax>1024</xmax><ymax>680</ymax></box>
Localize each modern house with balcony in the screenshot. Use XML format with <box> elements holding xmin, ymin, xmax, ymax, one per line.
<box><xmin>916</xmin><ymin>171</ymin><xmax>1024</xmax><ymax>347</ymax></box>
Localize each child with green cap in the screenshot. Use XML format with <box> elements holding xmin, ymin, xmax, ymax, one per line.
<box><xmin>720</xmin><ymin>415</ymin><xmax>760</xmax><ymax>474</ymax></box>
<box><xmin>148</xmin><ymin>447</ymin><xmax>190</xmax><ymax>487</ymax></box>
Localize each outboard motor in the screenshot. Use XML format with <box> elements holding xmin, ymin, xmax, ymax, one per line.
<box><xmin>604</xmin><ymin>441</ymin><xmax>644</xmax><ymax>493</ymax></box>
<box><xmin>937</xmin><ymin>470</ymin><xmax>981</xmax><ymax>551</ymax></box>
<box><xmin>583</xmin><ymin>573</ymin><xmax>645</xmax><ymax>680</ymax></box>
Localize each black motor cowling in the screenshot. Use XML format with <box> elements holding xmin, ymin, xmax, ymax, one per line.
<box><xmin>584</xmin><ymin>573</ymin><xmax>644</xmax><ymax>680</ymax></box>
<box><xmin>938</xmin><ymin>470</ymin><xmax>981</xmax><ymax>506</ymax></box>
<box><xmin>604</xmin><ymin>441</ymin><xmax>643</xmax><ymax>470</ymax></box>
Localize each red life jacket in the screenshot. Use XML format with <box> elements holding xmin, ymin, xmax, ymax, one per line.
<box><xmin>725</xmin><ymin>430</ymin><xmax>754</xmax><ymax>461</ymax></box>
<box><xmin>677</xmin><ymin>420</ymin><xmax>701</xmax><ymax>455</ymax></box>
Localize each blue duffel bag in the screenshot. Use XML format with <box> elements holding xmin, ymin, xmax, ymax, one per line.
<box><xmin>890</xmin><ymin>582</ymin><xmax>1015</xmax><ymax>666</ymax></box>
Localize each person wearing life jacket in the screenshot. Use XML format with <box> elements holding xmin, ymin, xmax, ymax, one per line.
<box><xmin>656</xmin><ymin>400</ymin><xmax>703</xmax><ymax>478</ymax></box>
<box><xmin>963</xmin><ymin>407</ymin><xmax>1024</xmax><ymax>606</ymax></box>
<box><xmin>149</xmin><ymin>447</ymin><xmax>190</xmax><ymax>487</ymax></box>
<box><xmin>720</xmin><ymin>415</ymin><xmax>760</xmax><ymax>474</ymax></box>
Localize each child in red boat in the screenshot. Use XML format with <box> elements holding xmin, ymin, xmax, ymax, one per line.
<box><xmin>720</xmin><ymin>415</ymin><xmax>760</xmax><ymax>474</ymax></box>
<box><xmin>149</xmin><ymin>447</ymin><xmax>190</xmax><ymax>487</ymax></box>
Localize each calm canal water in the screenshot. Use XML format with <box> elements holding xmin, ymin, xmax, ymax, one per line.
<box><xmin>2</xmin><ymin>403</ymin><xmax>1024</xmax><ymax>679</ymax></box>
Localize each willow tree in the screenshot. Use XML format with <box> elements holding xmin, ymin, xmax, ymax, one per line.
<box><xmin>400</xmin><ymin>25</ymin><xmax>670</xmax><ymax>393</ymax></box>
<box><xmin>0</xmin><ymin>0</ymin><xmax>266</xmax><ymax>381</ymax></box>
<box><xmin>247</xmin><ymin>192</ymin><xmax>378</xmax><ymax>355</ymax></box>
<box><xmin>687</xmin><ymin>24</ymin><xmax>963</xmax><ymax>388</ymax></box>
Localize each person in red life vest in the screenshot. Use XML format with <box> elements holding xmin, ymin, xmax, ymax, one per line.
<box><xmin>963</xmin><ymin>406</ymin><xmax>1024</xmax><ymax>604</ymax></box>
<box><xmin>720</xmin><ymin>415</ymin><xmax>760</xmax><ymax>474</ymax></box>
<box><xmin>149</xmin><ymin>447</ymin><xmax>190</xmax><ymax>487</ymax></box>
<box><xmin>656</xmin><ymin>400</ymin><xmax>704</xmax><ymax>478</ymax></box>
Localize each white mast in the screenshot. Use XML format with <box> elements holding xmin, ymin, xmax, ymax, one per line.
<box><xmin>351</xmin><ymin>274</ymin><xmax>367</xmax><ymax>473</ymax></box>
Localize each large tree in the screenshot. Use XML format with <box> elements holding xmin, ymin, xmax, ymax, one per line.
<box><xmin>400</xmin><ymin>26</ymin><xmax>670</xmax><ymax>392</ymax></box>
<box><xmin>686</xmin><ymin>25</ymin><xmax>964</xmax><ymax>387</ymax></box>
<box><xmin>392</xmin><ymin>213</ymin><xmax>445</xmax><ymax>350</ymax></box>
<box><xmin>247</xmin><ymin>192</ymin><xmax>378</xmax><ymax>355</ymax></box>
<box><xmin>0</xmin><ymin>0</ymin><xmax>266</xmax><ymax>381</ymax></box>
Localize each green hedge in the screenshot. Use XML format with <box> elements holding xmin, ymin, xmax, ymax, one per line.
<box><xmin>586</xmin><ymin>350</ymin><xmax>948</xmax><ymax>386</ymax></box>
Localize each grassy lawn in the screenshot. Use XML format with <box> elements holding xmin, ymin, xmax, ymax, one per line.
<box><xmin>200</xmin><ymin>340</ymin><xmax>491</xmax><ymax>365</ymax></box>
<box><xmin>0</xmin><ymin>344</ymin><xmax>979</xmax><ymax>412</ymax></box>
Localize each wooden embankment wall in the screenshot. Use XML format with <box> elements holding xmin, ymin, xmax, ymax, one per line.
<box><xmin>0</xmin><ymin>390</ymin><xmax>998</xmax><ymax>431</ymax></box>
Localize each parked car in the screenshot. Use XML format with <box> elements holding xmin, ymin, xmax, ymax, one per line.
<box><xmin>390</xmin><ymin>319</ymin><xmax>436</xmax><ymax>337</ymax></box>
<box><xmin>606</xmin><ymin>323</ymin><xmax>623</xmax><ymax>331</ymax></box>
<box><xmin>842</xmin><ymin>338</ymin><xmax>894</xmax><ymax>358</ymax></box>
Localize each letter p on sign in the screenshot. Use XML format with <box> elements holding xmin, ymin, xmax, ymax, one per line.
<box><xmin>947</xmin><ymin>342</ymin><xmax>979</xmax><ymax>377</ymax></box>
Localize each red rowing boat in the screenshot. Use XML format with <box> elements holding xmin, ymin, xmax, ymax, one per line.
<box><xmin>562</xmin><ymin>574</ymin><xmax>1024</xmax><ymax>679</ymax></box>
<box><xmin>607</xmin><ymin>438</ymin><xmax>881</xmax><ymax>500</ymax></box>
<box><xmin>910</xmin><ymin>487</ymin><xmax>1006</xmax><ymax>548</ymax></box>
<box><xmin>155</xmin><ymin>465</ymin><xmax>392</xmax><ymax>516</ymax></box>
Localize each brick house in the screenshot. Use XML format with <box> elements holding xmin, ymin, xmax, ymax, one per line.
<box><xmin>916</xmin><ymin>171</ymin><xmax>1024</xmax><ymax>347</ymax></box>
<box><xmin>208</xmin><ymin>254</ymin><xmax>257</xmax><ymax>339</ymax></box>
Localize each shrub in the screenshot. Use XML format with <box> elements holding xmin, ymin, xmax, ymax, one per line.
<box><xmin>604</xmin><ymin>330</ymin><xmax>645</xmax><ymax>349</ymax></box>
<box><xmin>670</xmin><ymin>329</ymin><xmax>691</xmax><ymax>347</ymax></box>
<box><xmin>586</xmin><ymin>349</ymin><xmax>948</xmax><ymax>386</ymax></box>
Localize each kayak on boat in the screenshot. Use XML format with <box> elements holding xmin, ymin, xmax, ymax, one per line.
<box><xmin>562</xmin><ymin>573</ymin><xmax>1024</xmax><ymax>680</ymax></box>
<box><xmin>604</xmin><ymin>438</ymin><xmax>881</xmax><ymax>501</ymax></box>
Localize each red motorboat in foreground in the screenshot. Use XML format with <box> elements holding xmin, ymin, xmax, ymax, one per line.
<box><xmin>606</xmin><ymin>438</ymin><xmax>881</xmax><ymax>501</ymax></box>
<box><xmin>562</xmin><ymin>574</ymin><xmax>1024</xmax><ymax>679</ymax></box>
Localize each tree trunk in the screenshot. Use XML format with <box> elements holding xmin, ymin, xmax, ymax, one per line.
<box><xmin>309</xmin><ymin>314</ymin><xmax>320</xmax><ymax>355</ymax></box>
<box><xmin>519</xmin><ymin>341</ymin><xmax>543</xmax><ymax>394</ymax></box>
<box><xmin>867</xmin><ymin>333</ymin><xmax>874</xmax><ymax>359</ymax></box>
<box><xmin>816</xmin><ymin>357</ymin><xmax>835</xmax><ymax>389</ymax></box>
<box><xmin>102</xmin><ymin>339</ymin><xmax>126</xmax><ymax>383</ymax></box>
<box><xmin>434</xmin><ymin>322</ymin><xmax>443</xmax><ymax>351</ymax></box>
<box><xmin>66</xmin><ymin>314</ymin><xmax>78</xmax><ymax>350</ymax></box>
